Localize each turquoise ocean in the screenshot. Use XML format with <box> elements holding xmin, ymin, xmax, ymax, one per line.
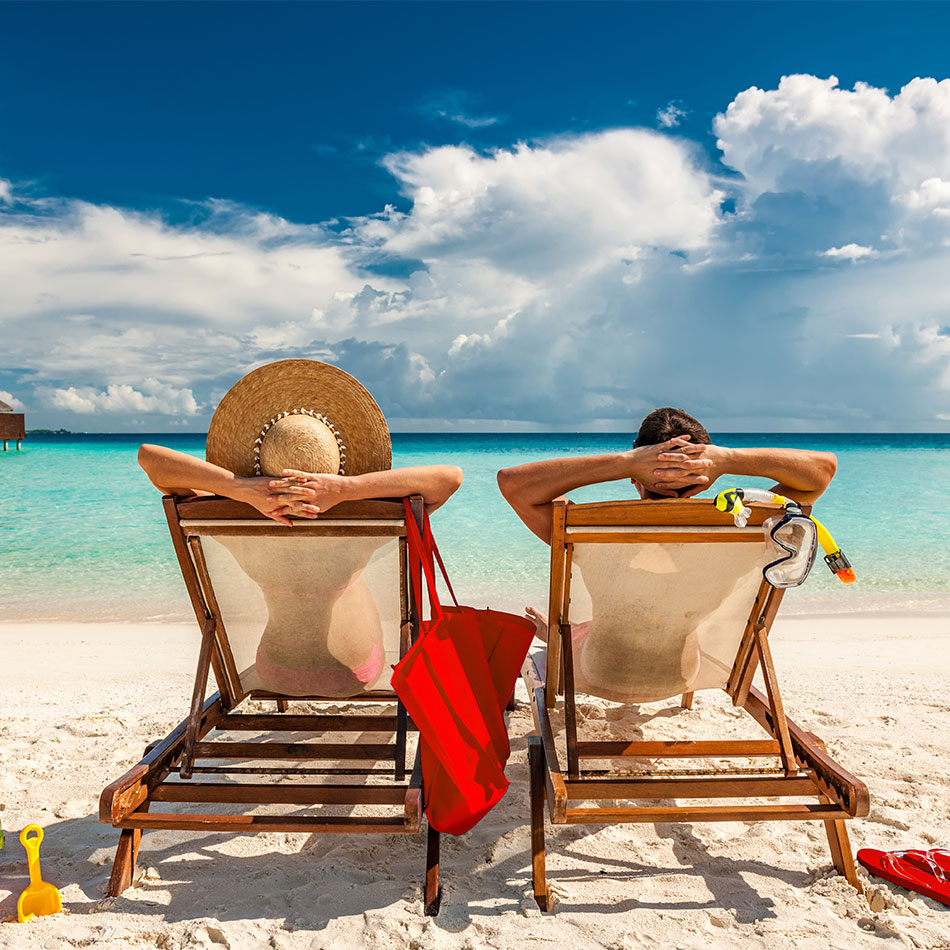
<box><xmin>1</xmin><ymin>433</ymin><xmax>948</xmax><ymax>622</ymax></box>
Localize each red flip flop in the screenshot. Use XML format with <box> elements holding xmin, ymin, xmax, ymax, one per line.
<box><xmin>857</xmin><ymin>848</ymin><xmax>950</xmax><ymax>907</ymax></box>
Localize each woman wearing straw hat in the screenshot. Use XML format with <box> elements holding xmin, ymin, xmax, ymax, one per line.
<box><xmin>137</xmin><ymin>359</ymin><xmax>462</xmax><ymax>697</ymax></box>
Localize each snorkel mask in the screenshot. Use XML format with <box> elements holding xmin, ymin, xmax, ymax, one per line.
<box><xmin>714</xmin><ymin>488</ymin><xmax>856</xmax><ymax>589</ymax></box>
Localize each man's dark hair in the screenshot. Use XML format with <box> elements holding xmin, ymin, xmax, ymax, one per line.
<box><xmin>634</xmin><ymin>407</ymin><xmax>710</xmax><ymax>448</ymax></box>
<box><xmin>634</xmin><ymin>408</ymin><xmax>710</xmax><ymax>498</ymax></box>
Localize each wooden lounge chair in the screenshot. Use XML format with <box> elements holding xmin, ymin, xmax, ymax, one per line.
<box><xmin>100</xmin><ymin>494</ymin><xmax>444</xmax><ymax>915</ymax></box>
<box><xmin>524</xmin><ymin>498</ymin><xmax>869</xmax><ymax>910</ymax></box>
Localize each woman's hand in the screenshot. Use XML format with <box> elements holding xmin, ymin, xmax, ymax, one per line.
<box><xmin>235</xmin><ymin>475</ymin><xmax>322</xmax><ymax>527</ymax></box>
<box><xmin>267</xmin><ymin>469</ymin><xmax>350</xmax><ymax>517</ymax></box>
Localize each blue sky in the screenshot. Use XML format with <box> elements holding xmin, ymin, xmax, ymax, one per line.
<box><xmin>2</xmin><ymin>1</ymin><xmax>950</xmax><ymax>431</ymax></box>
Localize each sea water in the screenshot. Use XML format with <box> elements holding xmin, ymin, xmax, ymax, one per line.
<box><xmin>1</xmin><ymin>433</ymin><xmax>948</xmax><ymax>621</ymax></box>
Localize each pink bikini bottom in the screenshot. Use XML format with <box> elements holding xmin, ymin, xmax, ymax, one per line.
<box><xmin>254</xmin><ymin>642</ymin><xmax>385</xmax><ymax>698</ymax></box>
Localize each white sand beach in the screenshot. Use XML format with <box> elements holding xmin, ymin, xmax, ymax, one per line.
<box><xmin>1</xmin><ymin>614</ymin><xmax>949</xmax><ymax>949</ymax></box>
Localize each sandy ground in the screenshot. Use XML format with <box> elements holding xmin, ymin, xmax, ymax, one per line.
<box><xmin>1</xmin><ymin>614</ymin><xmax>949</xmax><ymax>949</ymax></box>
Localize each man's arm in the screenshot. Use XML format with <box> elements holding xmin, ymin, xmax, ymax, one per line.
<box><xmin>497</xmin><ymin>437</ymin><xmax>706</xmax><ymax>543</ymax></box>
<box><xmin>658</xmin><ymin>445</ymin><xmax>837</xmax><ymax>506</ymax></box>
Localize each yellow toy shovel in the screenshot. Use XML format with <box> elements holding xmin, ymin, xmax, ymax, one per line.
<box><xmin>17</xmin><ymin>825</ymin><xmax>62</xmax><ymax>922</ymax></box>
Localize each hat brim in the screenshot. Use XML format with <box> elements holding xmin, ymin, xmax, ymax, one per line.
<box><xmin>206</xmin><ymin>360</ymin><xmax>392</xmax><ymax>477</ymax></box>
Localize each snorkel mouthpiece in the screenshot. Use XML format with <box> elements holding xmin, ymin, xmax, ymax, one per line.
<box><xmin>714</xmin><ymin>489</ymin><xmax>752</xmax><ymax>527</ymax></box>
<box><xmin>824</xmin><ymin>549</ymin><xmax>856</xmax><ymax>584</ymax></box>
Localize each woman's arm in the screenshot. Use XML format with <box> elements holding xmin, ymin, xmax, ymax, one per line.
<box><xmin>139</xmin><ymin>444</ymin><xmax>464</xmax><ymax>524</ymax></box>
<box><xmin>274</xmin><ymin>465</ymin><xmax>464</xmax><ymax>514</ymax></box>
<box><xmin>138</xmin><ymin>444</ymin><xmax>319</xmax><ymax>526</ymax></box>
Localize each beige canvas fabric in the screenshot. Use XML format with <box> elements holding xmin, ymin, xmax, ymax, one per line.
<box><xmin>197</xmin><ymin>534</ymin><xmax>402</xmax><ymax>698</ymax></box>
<box><xmin>567</xmin><ymin>540</ymin><xmax>768</xmax><ymax>703</ymax></box>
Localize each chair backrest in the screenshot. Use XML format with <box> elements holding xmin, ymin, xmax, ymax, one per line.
<box><xmin>165</xmin><ymin>495</ymin><xmax>411</xmax><ymax>706</ymax></box>
<box><xmin>547</xmin><ymin>498</ymin><xmax>791</xmax><ymax>704</ymax></box>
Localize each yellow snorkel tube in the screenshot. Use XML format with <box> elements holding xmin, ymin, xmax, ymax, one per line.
<box><xmin>715</xmin><ymin>488</ymin><xmax>856</xmax><ymax>585</ymax></box>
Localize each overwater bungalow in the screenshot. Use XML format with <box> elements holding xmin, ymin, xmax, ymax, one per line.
<box><xmin>0</xmin><ymin>398</ymin><xmax>25</xmax><ymax>450</ymax></box>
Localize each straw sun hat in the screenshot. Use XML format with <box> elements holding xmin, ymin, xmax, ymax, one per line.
<box><xmin>206</xmin><ymin>360</ymin><xmax>392</xmax><ymax>478</ymax></box>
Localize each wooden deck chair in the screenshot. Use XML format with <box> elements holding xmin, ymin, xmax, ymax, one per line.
<box><xmin>100</xmin><ymin>494</ymin><xmax>445</xmax><ymax>916</ymax></box>
<box><xmin>524</xmin><ymin>498</ymin><xmax>869</xmax><ymax>910</ymax></box>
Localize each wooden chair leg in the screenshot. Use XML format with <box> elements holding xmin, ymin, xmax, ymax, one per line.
<box><xmin>506</xmin><ymin>687</ymin><xmax>517</xmax><ymax>712</ymax></box>
<box><xmin>821</xmin><ymin>800</ymin><xmax>862</xmax><ymax>892</ymax></box>
<box><xmin>681</xmin><ymin>691</ymin><xmax>694</xmax><ymax>709</ymax></box>
<box><xmin>424</xmin><ymin>826</ymin><xmax>441</xmax><ymax>916</ymax></box>
<box><xmin>107</xmin><ymin>829</ymin><xmax>141</xmax><ymax>897</ymax></box>
<box><xmin>528</xmin><ymin>736</ymin><xmax>551</xmax><ymax>911</ymax></box>
<box><xmin>276</xmin><ymin>699</ymin><xmax>288</xmax><ymax>712</ymax></box>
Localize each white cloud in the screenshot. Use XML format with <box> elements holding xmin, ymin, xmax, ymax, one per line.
<box><xmin>656</xmin><ymin>101</ymin><xmax>687</xmax><ymax>128</ymax></box>
<box><xmin>40</xmin><ymin>379</ymin><xmax>199</xmax><ymax>415</ymax></box>
<box><xmin>0</xmin><ymin>179</ymin><xmax>12</xmax><ymax>204</ymax></box>
<box><xmin>0</xmin><ymin>390</ymin><xmax>25</xmax><ymax>410</ymax></box>
<box><xmin>714</xmin><ymin>75</ymin><xmax>950</xmax><ymax>254</ymax></box>
<box><xmin>3</xmin><ymin>80</ymin><xmax>950</xmax><ymax>432</ymax></box>
<box><xmin>823</xmin><ymin>243</ymin><xmax>877</xmax><ymax>260</ymax></box>
<box><xmin>373</xmin><ymin>130</ymin><xmax>723</xmax><ymax>275</ymax></box>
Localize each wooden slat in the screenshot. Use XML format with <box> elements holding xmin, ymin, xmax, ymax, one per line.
<box><xmin>189</xmin><ymin>536</ymin><xmax>244</xmax><ymax>701</ymax></box>
<box><xmin>193</xmin><ymin>742</ymin><xmax>395</xmax><ymax>761</ymax></box>
<box><xmin>754</xmin><ymin>623</ymin><xmax>798</xmax><ymax>773</ymax></box>
<box><xmin>164</xmin><ymin>497</ymin><xmax>240</xmax><ymax>708</ymax></box>
<box><xmin>576</xmin><ymin>739</ymin><xmax>781</xmax><ymax>758</ymax></box>
<box><xmin>734</xmin><ymin>585</ymin><xmax>786</xmax><ymax>705</ymax></box>
<box><xmin>726</xmin><ymin>579</ymin><xmax>772</xmax><ymax>698</ymax></box>
<box><xmin>545</xmin><ymin>500</ymin><xmax>568</xmax><ymax>705</ymax></box>
<box><xmin>118</xmin><ymin>812</ymin><xmax>415</xmax><ymax>833</ymax></box>
<box><xmin>152</xmin><ymin>782</ymin><xmax>408</xmax><ymax>805</ymax></box>
<box><xmin>523</xmin><ymin>656</ymin><xmax>568</xmax><ymax>821</ymax></box>
<box><xmin>563</xmin><ymin>499</ymin><xmax>800</xmax><ymax>528</ymax></box>
<box><xmin>219</xmin><ymin>714</ymin><xmax>402</xmax><ymax>732</ymax></box>
<box><xmin>563</xmin><ymin>803</ymin><xmax>847</xmax><ymax>824</ymax></box>
<box><xmin>565</xmin><ymin>531</ymin><xmax>764</xmax><ymax>544</ymax></box>
<box><xmin>183</xmin><ymin>524</ymin><xmax>405</xmax><ymax>537</ymax></box>
<box><xmin>175</xmin><ymin>496</ymin><xmax>407</xmax><ymax>521</ymax></box>
<box><xmin>744</xmin><ymin>688</ymin><xmax>870</xmax><ymax>817</ymax></box>
<box><xmin>564</xmin><ymin>775</ymin><xmax>818</xmax><ymax>800</ymax></box>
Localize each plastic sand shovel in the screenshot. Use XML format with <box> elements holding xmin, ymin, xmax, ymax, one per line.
<box><xmin>17</xmin><ymin>825</ymin><xmax>62</xmax><ymax>922</ymax></box>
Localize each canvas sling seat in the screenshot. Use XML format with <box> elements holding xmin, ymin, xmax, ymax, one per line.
<box><xmin>100</xmin><ymin>494</ymin><xmax>446</xmax><ymax>916</ymax></box>
<box><xmin>524</xmin><ymin>497</ymin><xmax>870</xmax><ymax>910</ymax></box>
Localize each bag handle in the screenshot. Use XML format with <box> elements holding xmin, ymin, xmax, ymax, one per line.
<box><xmin>422</xmin><ymin>507</ymin><xmax>459</xmax><ymax>608</ymax></box>
<box><xmin>403</xmin><ymin>499</ymin><xmax>446</xmax><ymax>624</ymax></box>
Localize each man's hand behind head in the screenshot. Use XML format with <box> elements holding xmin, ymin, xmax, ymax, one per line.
<box><xmin>629</xmin><ymin>436</ymin><xmax>717</xmax><ymax>498</ymax></box>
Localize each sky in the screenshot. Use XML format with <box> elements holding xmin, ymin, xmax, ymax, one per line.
<box><xmin>2</xmin><ymin>0</ymin><xmax>950</xmax><ymax>433</ymax></box>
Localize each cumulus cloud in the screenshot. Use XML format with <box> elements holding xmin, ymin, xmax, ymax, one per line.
<box><xmin>39</xmin><ymin>379</ymin><xmax>199</xmax><ymax>415</ymax></box>
<box><xmin>715</xmin><ymin>75</ymin><xmax>950</xmax><ymax>255</ymax></box>
<box><xmin>0</xmin><ymin>390</ymin><xmax>25</xmax><ymax>410</ymax></box>
<box><xmin>3</xmin><ymin>77</ymin><xmax>950</xmax><ymax>432</ymax></box>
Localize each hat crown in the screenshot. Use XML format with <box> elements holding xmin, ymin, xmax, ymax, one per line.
<box><xmin>258</xmin><ymin>414</ymin><xmax>342</xmax><ymax>477</ymax></box>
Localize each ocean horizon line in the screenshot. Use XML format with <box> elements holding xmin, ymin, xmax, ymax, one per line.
<box><xmin>20</xmin><ymin>430</ymin><xmax>950</xmax><ymax>439</ymax></box>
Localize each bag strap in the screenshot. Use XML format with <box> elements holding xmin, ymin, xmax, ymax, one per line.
<box><xmin>403</xmin><ymin>499</ymin><xmax>444</xmax><ymax>624</ymax></box>
<box><xmin>422</xmin><ymin>507</ymin><xmax>460</xmax><ymax>608</ymax></box>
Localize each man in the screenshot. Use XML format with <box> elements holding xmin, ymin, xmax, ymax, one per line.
<box><xmin>497</xmin><ymin>406</ymin><xmax>838</xmax><ymax>658</ymax></box>
<box><xmin>497</xmin><ymin>406</ymin><xmax>837</xmax><ymax>544</ymax></box>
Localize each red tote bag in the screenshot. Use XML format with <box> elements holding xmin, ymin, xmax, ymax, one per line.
<box><xmin>391</xmin><ymin>501</ymin><xmax>535</xmax><ymax>835</ymax></box>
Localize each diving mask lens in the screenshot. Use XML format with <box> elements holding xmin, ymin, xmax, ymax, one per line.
<box><xmin>763</xmin><ymin>512</ymin><xmax>818</xmax><ymax>588</ymax></box>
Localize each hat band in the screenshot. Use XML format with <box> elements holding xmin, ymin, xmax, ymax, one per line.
<box><xmin>253</xmin><ymin>408</ymin><xmax>348</xmax><ymax>476</ymax></box>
